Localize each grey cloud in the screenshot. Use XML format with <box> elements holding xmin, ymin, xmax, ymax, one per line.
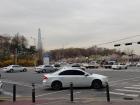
<box><xmin>0</xmin><ymin>0</ymin><xmax>140</xmax><ymax>54</ymax></box>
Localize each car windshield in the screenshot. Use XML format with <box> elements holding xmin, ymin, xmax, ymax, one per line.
<box><xmin>7</xmin><ymin>65</ymin><xmax>13</xmax><ymax>67</ymax></box>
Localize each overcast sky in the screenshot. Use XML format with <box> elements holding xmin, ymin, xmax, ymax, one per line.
<box><xmin>1</xmin><ymin>0</ymin><xmax>140</xmax><ymax>54</ymax></box>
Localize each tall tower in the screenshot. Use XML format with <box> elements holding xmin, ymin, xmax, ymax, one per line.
<box><xmin>37</xmin><ymin>28</ymin><xmax>43</xmax><ymax>65</ymax></box>
<box><xmin>37</xmin><ymin>28</ymin><xmax>42</xmax><ymax>50</ymax></box>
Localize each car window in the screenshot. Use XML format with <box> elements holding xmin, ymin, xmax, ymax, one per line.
<box><xmin>13</xmin><ymin>65</ymin><xmax>19</xmax><ymax>67</ymax></box>
<box><xmin>45</xmin><ymin>65</ymin><xmax>52</xmax><ymax>67</ymax></box>
<box><xmin>59</xmin><ymin>70</ymin><xmax>85</xmax><ymax>75</ymax></box>
<box><xmin>72</xmin><ymin>65</ymin><xmax>80</xmax><ymax>67</ymax></box>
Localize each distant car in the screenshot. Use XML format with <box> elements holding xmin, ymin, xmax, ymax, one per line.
<box><xmin>71</xmin><ymin>64</ymin><xmax>86</xmax><ymax>70</ymax></box>
<box><xmin>128</xmin><ymin>62</ymin><xmax>137</xmax><ymax>67</ymax></box>
<box><xmin>52</xmin><ymin>64</ymin><xmax>61</xmax><ymax>70</ymax></box>
<box><xmin>35</xmin><ymin>65</ymin><xmax>57</xmax><ymax>73</ymax></box>
<box><xmin>84</xmin><ymin>61</ymin><xmax>100</xmax><ymax>69</ymax></box>
<box><xmin>3</xmin><ymin>65</ymin><xmax>27</xmax><ymax>73</ymax></box>
<box><xmin>103</xmin><ymin>61</ymin><xmax>116</xmax><ymax>69</ymax></box>
<box><xmin>112</xmin><ymin>63</ymin><xmax>127</xmax><ymax>70</ymax></box>
<box><xmin>43</xmin><ymin>68</ymin><xmax>108</xmax><ymax>90</ymax></box>
<box><xmin>136</xmin><ymin>62</ymin><xmax>140</xmax><ymax>67</ymax></box>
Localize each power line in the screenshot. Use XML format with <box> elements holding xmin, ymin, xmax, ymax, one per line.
<box><xmin>97</xmin><ymin>35</ymin><xmax>140</xmax><ymax>46</ymax></box>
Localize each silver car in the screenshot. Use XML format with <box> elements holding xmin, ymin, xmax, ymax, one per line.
<box><xmin>35</xmin><ymin>65</ymin><xmax>57</xmax><ymax>73</ymax></box>
<box><xmin>3</xmin><ymin>65</ymin><xmax>27</xmax><ymax>73</ymax></box>
<box><xmin>43</xmin><ymin>67</ymin><xmax>108</xmax><ymax>90</ymax></box>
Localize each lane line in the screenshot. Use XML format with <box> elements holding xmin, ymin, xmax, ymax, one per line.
<box><xmin>36</xmin><ymin>90</ymin><xmax>67</xmax><ymax>97</ymax></box>
<box><xmin>110</xmin><ymin>82</ymin><xmax>129</xmax><ymax>86</ymax></box>
<box><xmin>124</xmin><ymin>87</ymin><xmax>140</xmax><ymax>90</ymax></box>
<box><xmin>110</xmin><ymin>91</ymin><xmax>139</xmax><ymax>97</ymax></box>
<box><xmin>66</xmin><ymin>91</ymin><xmax>81</xmax><ymax>95</ymax></box>
<box><xmin>132</xmin><ymin>85</ymin><xmax>140</xmax><ymax>87</ymax></box>
<box><xmin>116</xmin><ymin>89</ymin><xmax>140</xmax><ymax>93</ymax></box>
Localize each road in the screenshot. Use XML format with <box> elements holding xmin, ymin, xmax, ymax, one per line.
<box><xmin>0</xmin><ymin>67</ymin><xmax>140</xmax><ymax>101</ymax></box>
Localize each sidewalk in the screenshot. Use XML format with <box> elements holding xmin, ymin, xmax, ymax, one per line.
<box><xmin>0</xmin><ymin>98</ymin><xmax>140</xmax><ymax>105</ymax></box>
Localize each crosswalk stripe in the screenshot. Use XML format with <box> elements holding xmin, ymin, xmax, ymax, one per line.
<box><xmin>124</xmin><ymin>87</ymin><xmax>140</xmax><ymax>90</ymax></box>
<box><xmin>116</xmin><ymin>89</ymin><xmax>140</xmax><ymax>93</ymax></box>
<box><xmin>110</xmin><ymin>92</ymin><xmax>139</xmax><ymax>97</ymax></box>
<box><xmin>132</xmin><ymin>85</ymin><xmax>140</xmax><ymax>87</ymax></box>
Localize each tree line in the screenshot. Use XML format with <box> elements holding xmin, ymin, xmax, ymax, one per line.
<box><xmin>49</xmin><ymin>46</ymin><xmax>126</xmax><ymax>62</ymax></box>
<box><xmin>0</xmin><ymin>34</ymin><xmax>36</xmax><ymax>66</ymax></box>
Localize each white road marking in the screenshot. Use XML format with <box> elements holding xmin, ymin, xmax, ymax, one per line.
<box><xmin>66</xmin><ymin>91</ymin><xmax>81</xmax><ymax>95</ymax></box>
<box><xmin>132</xmin><ymin>85</ymin><xmax>140</xmax><ymax>87</ymax></box>
<box><xmin>36</xmin><ymin>91</ymin><xmax>81</xmax><ymax>98</ymax></box>
<box><xmin>124</xmin><ymin>87</ymin><xmax>140</xmax><ymax>90</ymax></box>
<box><xmin>110</xmin><ymin>82</ymin><xmax>129</xmax><ymax>86</ymax></box>
<box><xmin>1</xmin><ymin>79</ymin><xmax>42</xmax><ymax>88</ymax></box>
<box><xmin>109</xmin><ymin>77</ymin><xmax>140</xmax><ymax>86</ymax></box>
<box><xmin>116</xmin><ymin>89</ymin><xmax>140</xmax><ymax>93</ymax></box>
<box><xmin>36</xmin><ymin>90</ymin><xmax>67</xmax><ymax>97</ymax></box>
<box><xmin>110</xmin><ymin>92</ymin><xmax>139</xmax><ymax>97</ymax></box>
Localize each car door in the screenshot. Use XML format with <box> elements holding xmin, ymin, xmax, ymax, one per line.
<box><xmin>59</xmin><ymin>70</ymin><xmax>91</xmax><ymax>87</ymax></box>
<box><xmin>59</xmin><ymin>70</ymin><xmax>75</xmax><ymax>87</ymax></box>
<box><xmin>13</xmin><ymin>65</ymin><xmax>18</xmax><ymax>72</ymax></box>
<box><xmin>71</xmin><ymin>70</ymin><xmax>91</xmax><ymax>87</ymax></box>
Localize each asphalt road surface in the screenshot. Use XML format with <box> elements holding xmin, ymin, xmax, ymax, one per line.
<box><xmin>1</xmin><ymin>67</ymin><xmax>140</xmax><ymax>101</ymax></box>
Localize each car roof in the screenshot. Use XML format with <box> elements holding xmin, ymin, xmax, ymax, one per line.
<box><xmin>52</xmin><ymin>67</ymin><xmax>85</xmax><ymax>75</ymax></box>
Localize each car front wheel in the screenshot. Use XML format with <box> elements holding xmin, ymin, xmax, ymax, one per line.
<box><xmin>23</xmin><ymin>68</ymin><xmax>27</xmax><ymax>72</ymax></box>
<box><xmin>91</xmin><ymin>79</ymin><xmax>103</xmax><ymax>89</ymax></box>
<box><xmin>9</xmin><ymin>69</ymin><xmax>14</xmax><ymax>73</ymax></box>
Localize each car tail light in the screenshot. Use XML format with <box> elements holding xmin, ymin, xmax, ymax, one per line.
<box><xmin>43</xmin><ymin>75</ymin><xmax>48</xmax><ymax>80</ymax></box>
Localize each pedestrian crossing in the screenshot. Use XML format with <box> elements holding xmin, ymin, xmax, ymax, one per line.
<box><xmin>110</xmin><ymin>83</ymin><xmax>140</xmax><ymax>98</ymax></box>
<box><xmin>97</xmin><ymin>69</ymin><xmax>140</xmax><ymax>72</ymax></box>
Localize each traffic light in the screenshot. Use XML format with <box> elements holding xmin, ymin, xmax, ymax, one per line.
<box><xmin>125</xmin><ymin>43</ymin><xmax>132</xmax><ymax>46</ymax></box>
<box><xmin>114</xmin><ymin>44</ymin><xmax>121</xmax><ymax>47</ymax></box>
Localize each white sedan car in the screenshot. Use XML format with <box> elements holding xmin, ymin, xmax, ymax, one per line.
<box><xmin>112</xmin><ymin>63</ymin><xmax>127</xmax><ymax>70</ymax></box>
<box><xmin>43</xmin><ymin>68</ymin><xmax>108</xmax><ymax>90</ymax></box>
<box><xmin>3</xmin><ymin>65</ymin><xmax>27</xmax><ymax>73</ymax></box>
